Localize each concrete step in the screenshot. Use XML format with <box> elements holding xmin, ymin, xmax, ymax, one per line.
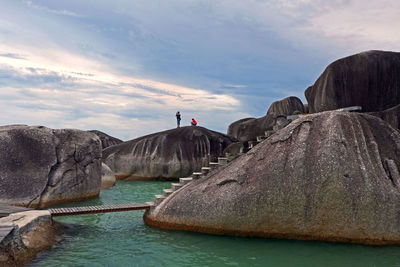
<box><xmin>256</xmin><ymin>136</ymin><xmax>266</xmax><ymax>142</ymax></box>
<box><xmin>171</xmin><ymin>183</ymin><xmax>183</xmax><ymax>191</ymax></box>
<box><xmin>154</xmin><ymin>195</ymin><xmax>166</xmax><ymax>206</ymax></box>
<box><xmin>218</xmin><ymin>157</ymin><xmax>228</xmax><ymax>165</ymax></box>
<box><xmin>180</xmin><ymin>177</ymin><xmax>193</xmax><ymax>185</ymax></box>
<box><xmin>147</xmin><ymin>201</ymin><xmax>156</xmax><ymax>212</ymax></box>
<box><xmin>192</xmin><ymin>172</ymin><xmax>202</xmax><ymax>179</ymax></box>
<box><xmin>248</xmin><ymin>140</ymin><xmax>259</xmax><ymax>149</ymax></box>
<box><xmin>209</xmin><ymin>162</ymin><xmax>219</xmax><ymax>170</ymax></box>
<box><xmin>201</xmin><ymin>167</ymin><xmax>211</xmax><ymax>175</ymax></box>
<box><xmin>239</xmin><ymin>147</ymin><xmax>249</xmax><ymax>153</ymax></box>
<box><xmin>163</xmin><ymin>189</ymin><xmax>173</xmax><ymax>197</ymax></box>
<box><xmin>265</xmin><ymin>130</ymin><xmax>275</xmax><ymax>137</ymax></box>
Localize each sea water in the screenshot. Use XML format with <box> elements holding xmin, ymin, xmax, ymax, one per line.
<box><xmin>29</xmin><ymin>181</ymin><xmax>400</xmax><ymax>267</ymax></box>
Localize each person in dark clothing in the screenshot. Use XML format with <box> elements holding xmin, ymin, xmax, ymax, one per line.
<box><xmin>191</xmin><ymin>118</ymin><xmax>197</xmax><ymax>126</ymax></box>
<box><xmin>176</xmin><ymin>111</ymin><xmax>181</xmax><ymax>128</ymax></box>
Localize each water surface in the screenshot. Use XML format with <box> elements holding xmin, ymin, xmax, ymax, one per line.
<box><xmin>29</xmin><ymin>181</ymin><xmax>400</xmax><ymax>266</ymax></box>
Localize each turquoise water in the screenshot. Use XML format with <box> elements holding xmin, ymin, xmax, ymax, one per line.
<box><xmin>29</xmin><ymin>181</ymin><xmax>400</xmax><ymax>267</ymax></box>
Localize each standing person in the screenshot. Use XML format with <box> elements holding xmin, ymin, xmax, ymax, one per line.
<box><xmin>176</xmin><ymin>111</ymin><xmax>181</xmax><ymax>128</ymax></box>
<box><xmin>191</xmin><ymin>118</ymin><xmax>197</xmax><ymax>126</ymax></box>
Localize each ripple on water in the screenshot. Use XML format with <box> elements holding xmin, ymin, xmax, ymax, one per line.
<box><xmin>29</xmin><ymin>180</ymin><xmax>400</xmax><ymax>267</ymax></box>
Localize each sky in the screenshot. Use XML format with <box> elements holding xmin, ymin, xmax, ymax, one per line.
<box><xmin>0</xmin><ymin>0</ymin><xmax>399</xmax><ymax>140</ymax></box>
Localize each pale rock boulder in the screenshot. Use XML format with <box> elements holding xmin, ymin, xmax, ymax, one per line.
<box><xmin>101</xmin><ymin>163</ymin><xmax>116</xmax><ymax>189</ymax></box>
<box><xmin>0</xmin><ymin>210</ymin><xmax>61</xmax><ymax>266</ymax></box>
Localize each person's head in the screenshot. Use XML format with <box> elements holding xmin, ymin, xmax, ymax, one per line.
<box><xmin>192</xmin><ymin>118</ymin><xmax>194</xmax><ymax>120</ymax></box>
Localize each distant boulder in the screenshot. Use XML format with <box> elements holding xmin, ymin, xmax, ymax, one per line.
<box><xmin>228</xmin><ymin>96</ymin><xmax>303</xmax><ymax>142</ymax></box>
<box><xmin>89</xmin><ymin>130</ymin><xmax>123</xmax><ymax>149</ymax></box>
<box><xmin>101</xmin><ymin>163</ymin><xmax>116</xmax><ymax>189</ymax></box>
<box><xmin>145</xmin><ymin>111</ymin><xmax>400</xmax><ymax>245</ymax></box>
<box><xmin>0</xmin><ymin>125</ymin><xmax>102</xmax><ymax>208</ymax></box>
<box><xmin>369</xmin><ymin>103</ymin><xmax>400</xmax><ymax>130</ymax></box>
<box><xmin>103</xmin><ymin>126</ymin><xmax>237</xmax><ymax>180</ymax></box>
<box><xmin>266</xmin><ymin>96</ymin><xmax>305</xmax><ymax>116</ymax></box>
<box><xmin>305</xmin><ymin>50</ymin><xmax>400</xmax><ymax>113</ymax></box>
<box><xmin>227</xmin><ymin>116</ymin><xmax>274</xmax><ymax>142</ymax></box>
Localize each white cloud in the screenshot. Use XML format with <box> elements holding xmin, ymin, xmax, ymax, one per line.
<box><xmin>0</xmin><ymin>44</ymin><xmax>242</xmax><ymax>139</ymax></box>
<box><xmin>304</xmin><ymin>0</ymin><xmax>400</xmax><ymax>51</ymax></box>
<box><xmin>23</xmin><ymin>0</ymin><xmax>84</xmax><ymax>17</ymax></box>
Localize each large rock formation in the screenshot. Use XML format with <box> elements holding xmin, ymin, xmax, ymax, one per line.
<box><xmin>89</xmin><ymin>130</ymin><xmax>123</xmax><ymax>149</ymax></box>
<box><xmin>145</xmin><ymin>111</ymin><xmax>400</xmax><ymax>245</ymax></box>
<box><xmin>103</xmin><ymin>126</ymin><xmax>237</xmax><ymax>180</ymax></box>
<box><xmin>228</xmin><ymin>96</ymin><xmax>304</xmax><ymax>141</ymax></box>
<box><xmin>0</xmin><ymin>125</ymin><xmax>102</xmax><ymax>208</ymax></box>
<box><xmin>266</xmin><ymin>96</ymin><xmax>305</xmax><ymax>117</ymax></box>
<box><xmin>369</xmin><ymin>104</ymin><xmax>400</xmax><ymax>130</ymax></box>
<box><xmin>227</xmin><ymin>116</ymin><xmax>275</xmax><ymax>142</ymax></box>
<box><xmin>305</xmin><ymin>50</ymin><xmax>400</xmax><ymax>113</ymax></box>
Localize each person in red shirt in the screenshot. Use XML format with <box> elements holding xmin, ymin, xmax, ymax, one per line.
<box><xmin>191</xmin><ymin>118</ymin><xmax>197</xmax><ymax>126</ymax></box>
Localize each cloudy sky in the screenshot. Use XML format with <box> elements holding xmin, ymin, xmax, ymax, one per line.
<box><xmin>1</xmin><ymin>0</ymin><xmax>399</xmax><ymax>140</ymax></box>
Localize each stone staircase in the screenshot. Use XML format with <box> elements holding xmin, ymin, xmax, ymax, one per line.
<box><xmin>148</xmin><ymin>106</ymin><xmax>363</xmax><ymax>212</ymax></box>
<box><xmin>149</xmin><ymin>156</ymin><xmax>231</xmax><ymax>211</ymax></box>
<box><xmin>148</xmin><ymin>124</ymin><xmax>283</xmax><ymax>212</ymax></box>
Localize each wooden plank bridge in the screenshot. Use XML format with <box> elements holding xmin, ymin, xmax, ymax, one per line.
<box><xmin>48</xmin><ymin>202</ymin><xmax>153</xmax><ymax>216</ymax></box>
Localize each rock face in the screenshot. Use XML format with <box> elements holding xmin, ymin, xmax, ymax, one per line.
<box><xmin>101</xmin><ymin>163</ymin><xmax>116</xmax><ymax>189</ymax></box>
<box><xmin>368</xmin><ymin>103</ymin><xmax>400</xmax><ymax>130</ymax></box>
<box><xmin>0</xmin><ymin>125</ymin><xmax>102</xmax><ymax>208</ymax></box>
<box><xmin>266</xmin><ymin>96</ymin><xmax>305</xmax><ymax>116</ymax></box>
<box><xmin>145</xmin><ymin>111</ymin><xmax>400</xmax><ymax>245</ymax></box>
<box><xmin>89</xmin><ymin>130</ymin><xmax>123</xmax><ymax>149</ymax></box>
<box><xmin>227</xmin><ymin>116</ymin><xmax>274</xmax><ymax>142</ymax></box>
<box><xmin>228</xmin><ymin>96</ymin><xmax>304</xmax><ymax>142</ymax></box>
<box><xmin>0</xmin><ymin>210</ymin><xmax>61</xmax><ymax>266</ymax></box>
<box><xmin>305</xmin><ymin>50</ymin><xmax>400</xmax><ymax>113</ymax></box>
<box><xmin>103</xmin><ymin>126</ymin><xmax>237</xmax><ymax>180</ymax></box>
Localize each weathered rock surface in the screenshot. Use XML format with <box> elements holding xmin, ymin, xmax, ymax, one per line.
<box><xmin>0</xmin><ymin>210</ymin><xmax>61</xmax><ymax>266</ymax></box>
<box><xmin>145</xmin><ymin>111</ymin><xmax>400</xmax><ymax>245</ymax></box>
<box><xmin>103</xmin><ymin>126</ymin><xmax>237</xmax><ymax>180</ymax></box>
<box><xmin>227</xmin><ymin>116</ymin><xmax>274</xmax><ymax>142</ymax></box>
<box><xmin>0</xmin><ymin>125</ymin><xmax>102</xmax><ymax>208</ymax></box>
<box><xmin>101</xmin><ymin>163</ymin><xmax>116</xmax><ymax>189</ymax></box>
<box><xmin>89</xmin><ymin>130</ymin><xmax>123</xmax><ymax>149</ymax></box>
<box><xmin>228</xmin><ymin>96</ymin><xmax>304</xmax><ymax>142</ymax></box>
<box><xmin>266</xmin><ymin>96</ymin><xmax>305</xmax><ymax>117</ymax></box>
<box><xmin>369</xmin><ymin>104</ymin><xmax>400</xmax><ymax>130</ymax></box>
<box><xmin>305</xmin><ymin>50</ymin><xmax>400</xmax><ymax>113</ymax></box>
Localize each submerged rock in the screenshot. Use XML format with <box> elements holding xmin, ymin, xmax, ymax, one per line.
<box><xmin>103</xmin><ymin>126</ymin><xmax>237</xmax><ymax>180</ymax></box>
<box><xmin>89</xmin><ymin>130</ymin><xmax>123</xmax><ymax>149</ymax></box>
<box><xmin>305</xmin><ymin>50</ymin><xmax>400</xmax><ymax>113</ymax></box>
<box><xmin>144</xmin><ymin>111</ymin><xmax>400</xmax><ymax>245</ymax></box>
<box><xmin>0</xmin><ymin>125</ymin><xmax>102</xmax><ymax>208</ymax></box>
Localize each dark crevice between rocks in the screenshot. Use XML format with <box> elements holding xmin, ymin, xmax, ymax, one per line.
<box><xmin>217</xmin><ymin>179</ymin><xmax>242</xmax><ymax>186</ymax></box>
<box><xmin>383</xmin><ymin>158</ymin><xmax>400</xmax><ymax>189</ymax></box>
<box><xmin>271</xmin><ymin>120</ymin><xmax>313</xmax><ymax>145</ymax></box>
<box><xmin>26</xmin><ymin>138</ymin><xmax>60</xmax><ymax>208</ymax></box>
